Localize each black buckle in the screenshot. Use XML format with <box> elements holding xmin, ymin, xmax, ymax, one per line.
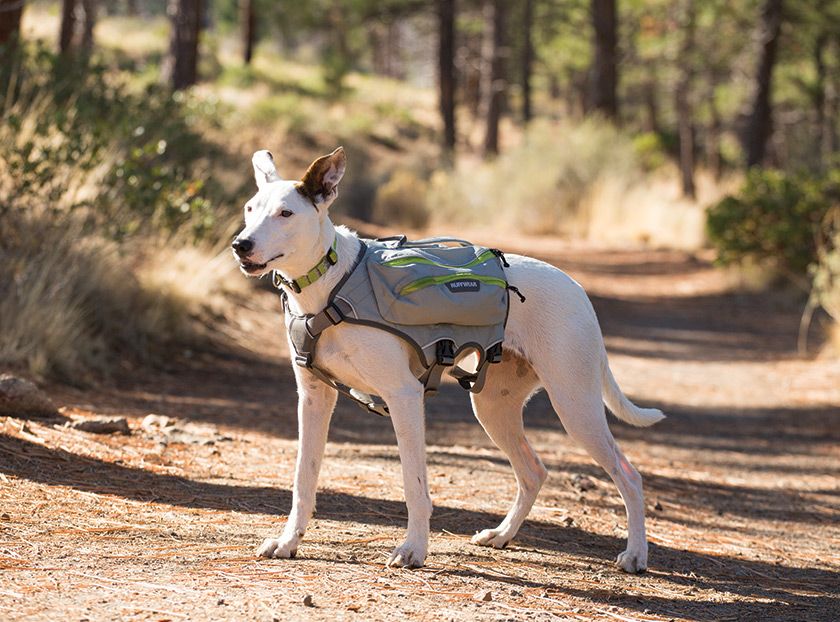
<box><xmin>375</xmin><ymin>235</ymin><xmax>407</xmax><ymax>247</ymax></box>
<box><xmin>488</xmin><ymin>342</ymin><xmax>504</xmax><ymax>364</ymax></box>
<box><xmin>323</xmin><ymin>303</ymin><xmax>343</xmax><ymax>325</ymax></box>
<box><xmin>436</xmin><ymin>340</ymin><xmax>456</xmax><ymax>366</ymax></box>
<box><xmin>457</xmin><ymin>374</ymin><xmax>478</xmax><ymax>391</ymax></box>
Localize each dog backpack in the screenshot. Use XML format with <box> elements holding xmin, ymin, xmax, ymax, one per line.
<box><xmin>279</xmin><ymin>236</ymin><xmax>524</xmax><ymax>416</ymax></box>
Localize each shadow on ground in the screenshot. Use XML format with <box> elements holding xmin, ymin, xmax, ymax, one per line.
<box><xmin>1</xmin><ymin>433</ymin><xmax>837</xmax><ymax>621</ymax></box>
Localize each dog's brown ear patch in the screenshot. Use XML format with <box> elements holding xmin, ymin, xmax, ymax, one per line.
<box><xmin>299</xmin><ymin>147</ymin><xmax>346</xmax><ymax>207</ymax></box>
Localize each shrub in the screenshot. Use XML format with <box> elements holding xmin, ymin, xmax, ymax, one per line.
<box><xmin>372</xmin><ymin>170</ymin><xmax>430</xmax><ymax>228</ymax></box>
<box><xmin>0</xmin><ymin>45</ymin><xmax>236</xmax><ymax>380</ymax></box>
<box><xmin>706</xmin><ymin>168</ymin><xmax>840</xmax><ymax>275</ymax></box>
<box><xmin>0</xmin><ymin>43</ymin><xmax>219</xmax><ymax>240</ymax></box>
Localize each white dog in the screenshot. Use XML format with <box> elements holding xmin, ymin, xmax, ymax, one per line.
<box><xmin>232</xmin><ymin>147</ymin><xmax>664</xmax><ymax>573</ymax></box>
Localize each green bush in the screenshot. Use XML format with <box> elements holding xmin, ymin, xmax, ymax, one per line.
<box><xmin>0</xmin><ymin>43</ymin><xmax>218</xmax><ymax>240</ymax></box>
<box><xmin>706</xmin><ymin>168</ymin><xmax>840</xmax><ymax>275</ymax></box>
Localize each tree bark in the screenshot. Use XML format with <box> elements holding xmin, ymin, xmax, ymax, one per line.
<box><xmin>707</xmin><ymin>74</ymin><xmax>723</xmax><ymax>180</ymax></box>
<box><xmin>643</xmin><ymin>73</ymin><xmax>659</xmax><ymax>134</ymax></box>
<box><xmin>59</xmin><ymin>0</ymin><xmax>77</xmax><ymax>54</ymax></box>
<box><xmin>240</xmin><ymin>0</ymin><xmax>254</xmax><ymax>64</ymax></box>
<box><xmin>167</xmin><ymin>0</ymin><xmax>202</xmax><ymax>90</ymax></box>
<box><xmin>80</xmin><ymin>0</ymin><xmax>96</xmax><ymax>51</ymax></box>
<box><xmin>438</xmin><ymin>0</ymin><xmax>456</xmax><ymax>157</ymax></box>
<box><xmin>744</xmin><ymin>0</ymin><xmax>783</xmax><ymax>168</ymax></box>
<box><xmin>675</xmin><ymin>0</ymin><xmax>696</xmax><ymax>199</ymax></box>
<box><xmin>521</xmin><ymin>0</ymin><xmax>533</xmax><ymax>123</ymax></box>
<box><xmin>483</xmin><ymin>0</ymin><xmax>506</xmax><ymax>157</ymax></box>
<box><xmin>813</xmin><ymin>32</ymin><xmax>828</xmax><ymax>163</ymax></box>
<box><xmin>590</xmin><ymin>0</ymin><xmax>618</xmax><ymax>120</ymax></box>
<box><xmin>0</xmin><ymin>0</ymin><xmax>24</xmax><ymax>48</ymax></box>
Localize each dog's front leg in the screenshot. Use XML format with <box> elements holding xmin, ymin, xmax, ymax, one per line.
<box><xmin>257</xmin><ymin>371</ymin><xmax>337</xmax><ymax>559</ymax></box>
<box><xmin>384</xmin><ymin>386</ymin><xmax>432</xmax><ymax>568</ymax></box>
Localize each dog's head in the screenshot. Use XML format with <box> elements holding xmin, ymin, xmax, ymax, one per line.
<box><xmin>232</xmin><ymin>147</ymin><xmax>346</xmax><ymax>277</ymax></box>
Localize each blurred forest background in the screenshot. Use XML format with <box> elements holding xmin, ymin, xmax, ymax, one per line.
<box><xmin>1</xmin><ymin>0</ymin><xmax>838</xmax><ymax>381</ymax></box>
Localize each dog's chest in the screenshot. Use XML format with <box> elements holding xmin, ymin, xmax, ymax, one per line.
<box><xmin>293</xmin><ymin>322</ymin><xmax>422</xmax><ymax>396</ymax></box>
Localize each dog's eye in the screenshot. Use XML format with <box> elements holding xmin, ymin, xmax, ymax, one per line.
<box><xmin>279</xmin><ymin>209</ymin><xmax>293</xmax><ymax>218</ymax></box>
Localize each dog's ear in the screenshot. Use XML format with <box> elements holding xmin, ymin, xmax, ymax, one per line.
<box><xmin>298</xmin><ymin>147</ymin><xmax>346</xmax><ymax>208</ymax></box>
<box><xmin>252</xmin><ymin>150</ymin><xmax>280</xmax><ymax>189</ymax></box>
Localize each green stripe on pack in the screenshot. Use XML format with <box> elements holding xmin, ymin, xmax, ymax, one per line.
<box><xmin>399</xmin><ymin>273</ymin><xmax>508</xmax><ymax>296</ymax></box>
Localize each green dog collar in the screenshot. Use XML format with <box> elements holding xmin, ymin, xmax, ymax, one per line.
<box><xmin>272</xmin><ymin>239</ymin><xmax>338</xmax><ymax>293</ymax></box>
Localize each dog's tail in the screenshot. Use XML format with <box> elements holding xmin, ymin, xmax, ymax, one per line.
<box><xmin>601</xmin><ymin>359</ymin><xmax>665</xmax><ymax>427</ymax></box>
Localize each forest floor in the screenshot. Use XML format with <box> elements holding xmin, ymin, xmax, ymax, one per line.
<box><xmin>1</xmin><ymin>232</ymin><xmax>839</xmax><ymax>622</ymax></box>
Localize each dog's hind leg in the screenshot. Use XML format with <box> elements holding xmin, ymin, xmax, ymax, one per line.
<box><xmin>469</xmin><ymin>354</ymin><xmax>545</xmax><ymax>549</ymax></box>
<box><xmin>534</xmin><ymin>355</ymin><xmax>649</xmax><ymax>573</ymax></box>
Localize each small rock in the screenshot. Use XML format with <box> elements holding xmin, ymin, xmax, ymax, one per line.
<box><xmin>302</xmin><ymin>594</ymin><xmax>314</xmax><ymax>607</ymax></box>
<box><xmin>0</xmin><ymin>513</ymin><xmax>10</xmax><ymax>521</ymax></box>
<box><xmin>654</xmin><ymin>501</ymin><xmax>663</xmax><ymax>511</ymax></box>
<box><xmin>0</xmin><ymin>375</ymin><xmax>59</xmax><ymax>418</ymax></box>
<box><xmin>70</xmin><ymin>417</ymin><xmax>130</xmax><ymax>435</ymax></box>
<box><xmin>217</xmin><ymin>598</ymin><xmax>225</xmax><ymax>606</ymax></box>
<box><xmin>561</xmin><ymin>515</ymin><xmax>575</xmax><ymax>527</ymax></box>
<box><xmin>475</xmin><ymin>590</ymin><xmax>493</xmax><ymax>602</ymax></box>
<box><xmin>347</xmin><ymin>604</ymin><xmax>362</xmax><ymax>612</ymax></box>
<box><xmin>141</xmin><ymin>414</ymin><xmax>174</xmax><ymax>431</ymax></box>
<box><xmin>570</xmin><ymin>473</ymin><xmax>596</xmax><ymax>491</ymax></box>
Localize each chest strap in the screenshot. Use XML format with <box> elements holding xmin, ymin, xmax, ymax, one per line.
<box><xmin>285</xmin><ymin>297</ymin><xmax>390</xmax><ymax>416</ymax></box>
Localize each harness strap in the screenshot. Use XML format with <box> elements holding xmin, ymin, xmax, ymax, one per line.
<box><xmin>308</xmin><ymin>365</ymin><xmax>390</xmax><ymax>417</ymax></box>
<box><xmin>376</xmin><ymin>235</ymin><xmax>474</xmax><ymax>249</ymax></box>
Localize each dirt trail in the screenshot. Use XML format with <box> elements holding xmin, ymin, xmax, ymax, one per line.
<box><xmin>1</xmin><ymin>238</ymin><xmax>839</xmax><ymax>622</ymax></box>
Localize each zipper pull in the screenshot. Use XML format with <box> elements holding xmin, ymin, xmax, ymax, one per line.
<box><xmin>490</xmin><ymin>248</ymin><xmax>510</xmax><ymax>267</ymax></box>
<box><xmin>507</xmin><ymin>285</ymin><xmax>526</xmax><ymax>303</ymax></box>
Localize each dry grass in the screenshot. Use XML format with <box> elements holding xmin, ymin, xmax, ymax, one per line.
<box><xmin>426</xmin><ymin>119</ymin><xmax>732</xmax><ymax>248</ymax></box>
<box><xmin>0</xmin><ymin>212</ymin><xmax>245</xmax><ymax>382</ymax></box>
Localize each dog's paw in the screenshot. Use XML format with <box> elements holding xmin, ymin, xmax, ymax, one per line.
<box><xmin>471</xmin><ymin>528</ymin><xmax>512</xmax><ymax>549</ymax></box>
<box><xmin>386</xmin><ymin>541</ymin><xmax>426</xmax><ymax>569</ymax></box>
<box><xmin>616</xmin><ymin>549</ymin><xmax>647</xmax><ymax>573</ymax></box>
<box><xmin>257</xmin><ymin>537</ymin><xmax>297</xmax><ymax>559</ymax></box>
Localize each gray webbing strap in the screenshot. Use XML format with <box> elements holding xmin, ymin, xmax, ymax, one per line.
<box><xmin>376</xmin><ymin>235</ymin><xmax>473</xmax><ymax>249</ymax></box>
<box><xmin>308</xmin><ymin>365</ymin><xmax>390</xmax><ymax>417</ymax></box>
<box><xmin>285</xmin><ymin>297</ymin><xmax>390</xmax><ymax>416</ymax></box>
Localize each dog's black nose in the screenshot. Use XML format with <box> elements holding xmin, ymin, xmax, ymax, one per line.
<box><xmin>232</xmin><ymin>238</ymin><xmax>254</xmax><ymax>257</ymax></box>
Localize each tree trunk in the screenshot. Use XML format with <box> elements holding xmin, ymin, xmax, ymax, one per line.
<box><xmin>707</xmin><ymin>74</ymin><xmax>723</xmax><ymax>180</ymax></box>
<box><xmin>813</xmin><ymin>32</ymin><xmax>828</xmax><ymax>163</ymax></box>
<box><xmin>0</xmin><ymin>0</ymin><xmax>24</xmax><ymax>48</ymax></box>
<box><xmin>59</xmin><ymin>0</ymin><xmax>77</xmax><ymax>54</ymax></box>
<box><xmin>483</xmin><ymin>0</ymin><xmax>506</xmax><ymax>157</ymax></box>
<box><xmin>240</xmin><ymin>0</ymin><xmax>254</xmax><ymax>65</ymax></box>
<box><xmin>521</xmin><ymin>0</ymin><xmax>533</xmax><ymax>124</ymax></box>
<box><xmin>643</xmin><ymin>73</ymin><xmax>659</xmax><ymax>134</ymax></box>
<box><xmin>826</xmin><ymin>43</ymin><xmax>839</xmax><ymax>157</ymax></box>
<box><xmin>167</xmin><ymin>0</ymin><xmax>202</xmax><ymax>90</ymax></box>
<box><xmin>126</xmin><ymin>0</ymin><xmax>137</xmax><ymax>16</ymax></box>
<box><xmin>744</xmin><ymin>0</ymin><xmax>783</xmax><ymax>168</ymax></box>
<box><xmin>590</xmin><ymin>0</ymin><xmax>618</xmax><ymax>120</ymax></box>
<box><xmin>80</xmin><ymin>0</ymin><xmax>96</xmax><ymax>51</ymax></box>
<box><xmin>675</xmin><ymin>0</ymin><xmax>696</xmax><ymax>199</ymax></box>
<box><xmin>438</xmin><ymin>0</ymin><xmax>456</xmax><ymax>157</ymax></box>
